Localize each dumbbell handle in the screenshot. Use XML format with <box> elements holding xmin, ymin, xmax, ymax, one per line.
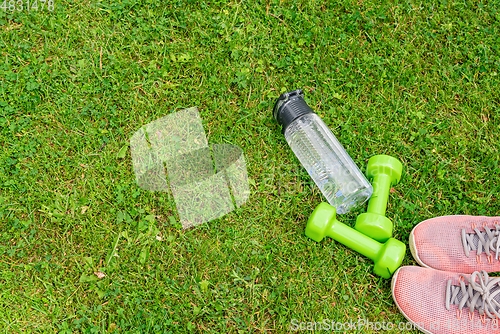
<box><xmin>306</xmin><ymin>202</ymin><xmax>406</xmax><ymax>278</ymax></box>
<box><xmin>366</xmin><ymin>173</ymin><xmax>392</xmax><ymax>216</ymax></box>
<box><xmin>326</xmin><ymin>218</ymin><xmax>382</xmax><ymax>261</ymax></box>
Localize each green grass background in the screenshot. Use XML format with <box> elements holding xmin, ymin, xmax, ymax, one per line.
<box><xmin>1</xmin><ymin>0</ymin><xmax>499</xmax><ymax>332</ymax></box>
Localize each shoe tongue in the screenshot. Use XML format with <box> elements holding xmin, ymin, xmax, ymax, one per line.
<box><xmin>469</xmin><ymin>234</ymin><xmax>481</xmax><ymax>250</ymax></box>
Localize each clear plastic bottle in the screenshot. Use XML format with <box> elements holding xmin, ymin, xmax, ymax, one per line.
<box><xmin>273</xmin><ymin>89</ymin><xmax>372</xmax><ymax>214</ymax></box>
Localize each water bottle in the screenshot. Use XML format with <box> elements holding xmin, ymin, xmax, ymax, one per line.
<box><xmin>273</xmin><ymin>89</ymin><xmax>373</xmax><ymax>214</ymax></box>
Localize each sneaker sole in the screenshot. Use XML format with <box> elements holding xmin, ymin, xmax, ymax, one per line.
<box><xmin>409</xmin><ymin>223</ymin><xmax>431</xmax><ymax>269</ymax></box>
<box><xmin>391</xmin><ymin>267</ymin><xmax>433</xmax><ymax>334</ymax></box>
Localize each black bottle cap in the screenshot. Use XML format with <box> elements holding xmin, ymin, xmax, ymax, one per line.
<box><xmin>273</xmin><ymin>89</ymin><xmax>314</xmax><ymax>133</ymax></box>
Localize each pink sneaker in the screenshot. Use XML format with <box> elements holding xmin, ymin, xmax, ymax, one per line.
<box><xmin>392</xmin><ymin>266</ymin><xmax>500</xmax><ymax>334</ymax></box>
<box><xmin>410</xmin><ymin>215</ymin><xmax>500</xmax><ymax>274</ymax></box>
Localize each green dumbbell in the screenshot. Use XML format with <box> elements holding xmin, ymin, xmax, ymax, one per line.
<box><xmin>305</xmin><ymin>202</ymin><xmax>405</xmax><ymax>279</ymax></box>
<box><xmin>354</xmin><ymin>155</ymin><xmax>403</xmax><ymax>242</ymax></box>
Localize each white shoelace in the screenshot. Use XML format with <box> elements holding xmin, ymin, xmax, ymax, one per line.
<box><xmin>462</xmin><ymin>225</ymin><xmax>500</xmax><ymax>261</ymax></box>
<box><xmin>446</xmin><ymin>270</ymin><xmax>500</xmax><ymax>319</ymax></box>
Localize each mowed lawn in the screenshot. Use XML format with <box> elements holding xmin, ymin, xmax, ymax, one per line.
<box><xmin>1</xmin><ymin>0</ymin><xmax>499</xmax><ymax>332</ymax></box>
